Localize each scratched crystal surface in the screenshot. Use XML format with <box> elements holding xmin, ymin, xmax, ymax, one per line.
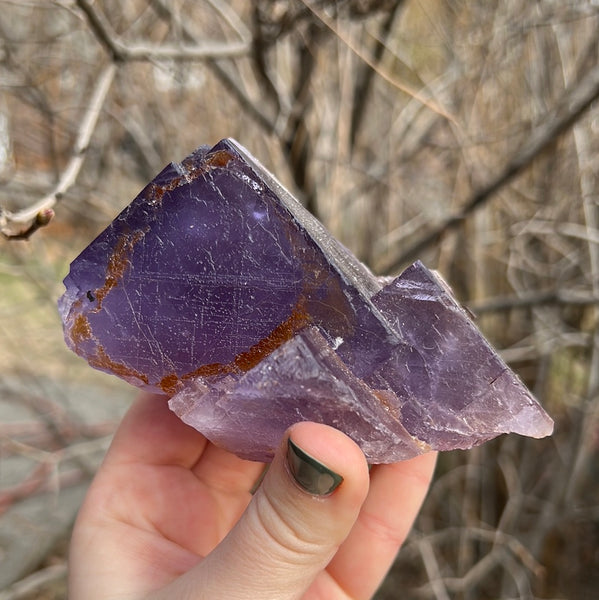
<box><xmin>58</xmin><ymin>138</ymin><xmax>554</xmax><ymax>463</ymax></box>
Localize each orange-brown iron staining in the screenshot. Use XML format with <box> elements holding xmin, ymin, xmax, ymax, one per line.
<box><xmin>88</xmin><ymin>346</ymin><xmax>150</xmax><ymax>387</ymax></box>
<box><xmin>94</xmin><ymin>229</ymin><xmax>146</xmax><ymax>307</ymax></box>
<box><xmin>204</xmin><ymin>149</ymin><xmax>234</xmax><ymax>169</ymax></box>
<box><xmin>146</xmin><ymin>176</ymin><xmax>183</xmax><ymax>206</ymax></box>
<box><xmin>158</xmin><ymin>300</ymin><xmax>311</xmax><ymax>394</ymax></box>
<box><xmin>232</xmin><ymin>302</ymin><xmax>310</xmax><ymax>372</ymax></box>
<box><xmin>70</xmin><ymin>313</ymin><xmax>92</xmax><ymax>346</ymax></box>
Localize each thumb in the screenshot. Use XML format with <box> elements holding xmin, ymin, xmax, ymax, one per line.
<box><xmin>163</xmin><ymin>422</ymin><xmax>370</xmax><ymax>600</ymax></box>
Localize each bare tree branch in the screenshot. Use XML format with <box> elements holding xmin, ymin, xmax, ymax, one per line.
<box><xmin>76</xmin><ymin>0</ymin><xmax>250</xmax><ymax>61</ymax></box>
<box><xmin>349</xmin><ymin>1</ymin><xmax>404</xmax><ymax>149</ymax></box>
<box><xmin>468</xmin><ymin>290</ymin><xmax>599</xmax><ymax>314</ymax></box>
<box><xmin>149</xmin><ymin>0</ymin><xmax>277</xmax><ymax>133</ymax></box>
<box><xmin>383</xmin><ymin>59</ymin><xmax>599</xmax><ymax>273</ymax></box>
<box><xmin>0</xmin><ymin>564</ymin><xmax>66</xmax><ymax>600</ymax></box>
<box><xmin>299</xmin><ymin>0</ymin><xmax>455</xmax><ymax>124</ymax></box>
<box><xmin>0</xmin><ymin>62</ymin><xmax>116</xmax><ymax>239</ymax></box>
<box><xmin>418</xmin><ymin>538</ymin><xmax>452</xmax><ymax>600</ymax></box>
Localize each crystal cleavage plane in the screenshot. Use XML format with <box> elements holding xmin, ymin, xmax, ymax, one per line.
<box><xmin>58</xmin><ymin>139</ymin><xmax>553</xmax><ymax>463</ymax></box>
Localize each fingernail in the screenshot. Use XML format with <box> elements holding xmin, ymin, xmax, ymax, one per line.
<box><xmin>287</xmin><ymin>437</ymin><xmax>343</xmax><ymax>496</ymax></box>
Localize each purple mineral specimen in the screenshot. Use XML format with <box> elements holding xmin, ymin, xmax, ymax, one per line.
<box><xmin>58</xmin><ymin>138</ymin><xmax>553</xmax><ymax>463</ymax></box>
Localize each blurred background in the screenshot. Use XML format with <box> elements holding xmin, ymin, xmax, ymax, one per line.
<box><xmin>1</xmin><ymin>1</ymin><xmax>598</xmax><ymax>598</ymax></box>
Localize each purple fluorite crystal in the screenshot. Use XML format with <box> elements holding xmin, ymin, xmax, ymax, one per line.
<box><xmin>58</xmin><ymin>139</ymin><xmax>553</xmax><ymax>463</ymax></box>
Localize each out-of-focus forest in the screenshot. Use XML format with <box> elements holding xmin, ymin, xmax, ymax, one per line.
<box><xmin>1</xmin><ymin>1</ymin><xmax>598</xmax><ymax>598</ymax></box>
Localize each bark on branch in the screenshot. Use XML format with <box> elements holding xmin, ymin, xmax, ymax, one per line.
<box><xmin>0</xmin><ymin>63</ymin><xmax>116</xmax><ymax>239</ymax></box>
<box><xmin>76</xmin><ymin>0</ymin><xmax>250</xmax><ymax>61</ymax></box>
<box><xmin>468</xmin><ymin>290</ymin><xmax>599</xmax><ymax>314</ymax></box>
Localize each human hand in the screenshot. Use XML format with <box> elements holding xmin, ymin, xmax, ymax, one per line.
<box><xmin>69</xmin><ymin>393</ymin><xmax>436</xmax><ymax>599</ymax></box>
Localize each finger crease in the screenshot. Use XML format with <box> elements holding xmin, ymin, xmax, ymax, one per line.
<box><xmin>358</xmin><ymin>507</ymin><xmax>409</xmax><ymax>548</ymax></box>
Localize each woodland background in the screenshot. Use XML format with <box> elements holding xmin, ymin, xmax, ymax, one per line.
<box><xmin>1</xmin><ymin>1</ymin><xmax>598</xmax><ymax>598</ymax></box>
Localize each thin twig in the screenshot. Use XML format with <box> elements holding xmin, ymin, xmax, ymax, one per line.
<box><xmin>204</xmin><ymin>0</ymin><xmax>252</xmax><ymax>43</ymax></box>
<box><xmin>0</xmin><ymin>564</ymin><xmax>67</xmax><ymax>600</ymax></box>
<box><xmin>75</xmin><ymin>0</ymin><xmax>121</xmax><ymax>59</ymax></box>
<box><xmin>299</xmin><ymin>0</ymin><xmax>455</xmax><ymax>124</ymax></box>
<box><xmin>0</xmin><ymin>62</ymin><xmax>116</xmax><ymax>239</ymax></box>
<box><xmin>418</xmin><ymin>538</ymin><xmax>452</xmax><ymax>600</ymax></box>
<box><xmin>149</xmin><ymin>0</ymin><xmax>276</xmax><ymax>133</ymax></box>
<box><xmin>76</xmin><ymin>0</ymin><xmax>249</xmax><ymax>61</ymax></box>
<box><xmin>349</xmin><ymin>2</ymin><xmax>404</xmax><ymax>148</ymax></box>
<box><xmin>382</xmin><ymin>59</ymin><xmax>599</xmax><ymax>272</ymax></box>
<box><xmin>114</xmin><ymin>41</ymin><xmax>251</xmax><ymax>61</ymax></box>
<box><xmin>468</xmin><ymin>290</ymin><xmax>599</xmax><ymax>313</ymax></box>
<box><xmin>0</xmin><ymin>435</ymin><xmax>112</xmax><ymax>513</ymax></box>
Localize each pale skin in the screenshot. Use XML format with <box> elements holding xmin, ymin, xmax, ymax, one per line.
<box><xmin>69</xmin><ymin>393</ymin><xmax>437</xmax><ymax>600</ymax></box>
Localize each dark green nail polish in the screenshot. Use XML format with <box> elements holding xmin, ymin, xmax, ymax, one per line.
<box><xmin>287</xmin><ymin>438</ymin><xmax>343</xmax><ymax>496</ymax></box>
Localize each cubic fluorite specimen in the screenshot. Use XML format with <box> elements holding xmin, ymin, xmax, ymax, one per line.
<box><xmin>58</xmin><ymin>138</ymin><xmax>553</xmax><ymax>463</ymax></box>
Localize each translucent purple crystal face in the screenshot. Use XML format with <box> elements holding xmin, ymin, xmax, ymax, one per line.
<box><xmin>58</xmin><ymin>139</ymin><xmax>553</xmax><ymax>463</ymax></box>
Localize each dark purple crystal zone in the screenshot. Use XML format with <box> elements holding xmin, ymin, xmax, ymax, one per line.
<box><xmin>59</xmin><ymin>138</ymin><xmax>553</xmax><ymax>463</ymax></box>
<box><xmin>59</xmin><ymin>140</ymin><xmax>392</xmax><ymax>393</ymax></box>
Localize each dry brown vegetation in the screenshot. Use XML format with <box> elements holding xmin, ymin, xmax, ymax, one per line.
<box><xmin>1</xmin><ymin>1</ymin><xmax>598</xmax><ymax>598</ymax></box>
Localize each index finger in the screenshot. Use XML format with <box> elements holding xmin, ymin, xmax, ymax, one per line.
<box><xmin>326</xmin><ymin>451</ymin><xmax>437</xmax><ymax>599</ymax></box>
<box><xmin>103</xmin><ymin>393</ymin><xmax>266</xmax><ymax>496</ymax></box>
<box><xmin>105</xmin><ymin>393</ymin><xmax>209</xmax><ymax>469</ymax></box>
